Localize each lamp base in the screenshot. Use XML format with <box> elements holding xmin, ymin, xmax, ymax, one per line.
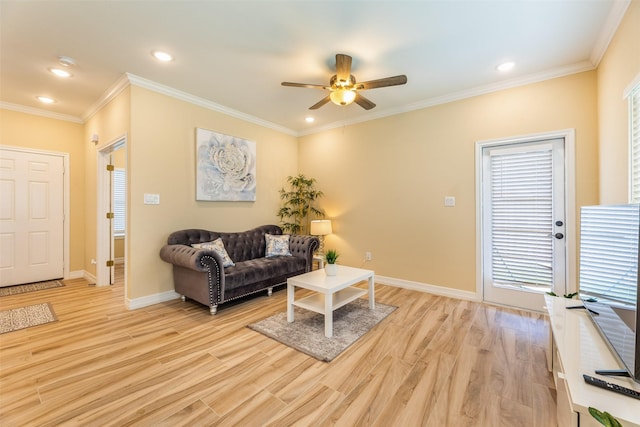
<box><xmin>316</xmin><ymin>235</ymin><xmax>326</xmax><ymax>258</ymax></box>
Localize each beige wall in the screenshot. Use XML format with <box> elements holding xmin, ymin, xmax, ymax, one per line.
<box><xmin>127</xmin><ymin>86</ymin><xmax>298</xmax><ymax>300</ymax></box>
<box><xmin>0</xmin><ymin>109</ymin><xmax>86</xmax><ymax>272</ymax></box>
<box><xmin>299</xmin><ymin>71</ymin><xmax>599</xmax><ymax>293</ymax></box>
<box><xmin>598</xmin><ymin>0</ymin><xmax>640</xmax><ymax>204</ymax></box>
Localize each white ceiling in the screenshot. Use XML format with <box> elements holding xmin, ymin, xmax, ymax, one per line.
<box><xmin>0</xmin><ymin>1</ymin><xmax>629</xmax><ymax>135</ymax></box>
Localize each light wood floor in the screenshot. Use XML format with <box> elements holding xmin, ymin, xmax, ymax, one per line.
<box><xmin>0</xmin><ymin>267</ymin><xmax>557</xmax><ymax>426</ymax></box>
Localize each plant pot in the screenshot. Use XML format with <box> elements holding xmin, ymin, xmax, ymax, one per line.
<box><xmin>325</xmin><ymin>263</ymin><xmax>338</xmax><ymax>276</ymax></box>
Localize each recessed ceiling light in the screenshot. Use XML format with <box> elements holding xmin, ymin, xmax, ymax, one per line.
<box><xmin>305</xmin><ymin>116</ymin><xmax>315</xmax><ymax>123</ymax></box>
<box><xmin>152</xmin><ymin>50</ymin><xmax>174</xmax><ymax>62</ymax></box>
<box><xmin>37</xmin><ymin>96</ymin><xmax>55</xmax><ymax>104</ymax></box>
<box><xmin>497</xmin><ymin>61</ymin><xmax>515</xmax><ymax>72</ymax></box>
<box><xmin>49</xmin><ymin>68</ymin><xmax>72</xmax><ymax>78</ymax></box>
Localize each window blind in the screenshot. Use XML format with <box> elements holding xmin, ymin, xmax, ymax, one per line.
<box><xmin>490</xmin><ymin>148</ymin><xmax>553</xmax><ymax>288</ymax></box>
<box><xmin>631</xmin><ymin>83</ymin><xmax>640</xmax><ymax>203</ymax></box>
<box><xmin>113</xmin><ymin>168</ymin><xmax>126</xmax><ymax>236</ymax></box>
<box><xmin>579</xmin><ymin>204</ymin><xmax>638</xmax><ymax>306</ymax></box>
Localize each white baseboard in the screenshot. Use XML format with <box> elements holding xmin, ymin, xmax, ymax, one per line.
<box><xmin>68</xmin><ymin>270</ymin><xmax>97</xmax><ymax>284</ymax></box>
<box><xmin>67</xmin><ymin>270</ymin><xmax>85</xmax><ymax>280</ymax></box>
<box><xmin>376</xmin><ymin>275</ymin><xmax>481</xmax><ymax>302</ymax></box>
<box><xmin>72</xmin><ymin>272</ymin><xmax>477</xmax><ymax>311</ymax></box>
<box><xmin>126</xmin><ymin>290</ymin><xmax>181</xmax><ymax>311</ymax></box>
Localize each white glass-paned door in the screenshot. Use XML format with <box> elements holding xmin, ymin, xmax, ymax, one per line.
<box><xmin>482</xmin><ymin>138</ymin><xmax>566</xmax><ymax>311</ymax></box>
<box><xmin>491</xmin><ymin>149</ymin><xmax>553</xmax><ymax>288</ymax></box>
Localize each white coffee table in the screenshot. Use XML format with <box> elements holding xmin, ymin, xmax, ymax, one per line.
<box><xmin>287</xmin><ymin>265</ymin><xmax>375</xmax><ymax>338</ymax></box>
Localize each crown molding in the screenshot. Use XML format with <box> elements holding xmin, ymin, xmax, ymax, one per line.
<box><xmin>299</xmin><ymin>61</ymin><xmax>595</xmax><ymax>137</ymax></box>
<box><xmin>0</xmin><ymin>101</ymin><xmax>83</xmax><ymax>124</ymax></box>
<box><xmin>590</xmin><ymin>0</ymin><xmax>631</xmax><ymax>66</ymax></box>
<box><xmin>124</xmin><ymin>73</ymin><xmax>298</xmax><ymax>137</ymax></box>
<box><xmin>4</xmin><ymin>56</ymin><xmax>601</xmax><ymax>138</ymax></box>
<box><xmin>82</xmin><ymin>74</ymin><xmax>131</xmax><ymax>122</ymax></box>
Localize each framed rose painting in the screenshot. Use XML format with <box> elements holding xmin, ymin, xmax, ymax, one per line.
<box><xmin>196</xmin><ymin>128</ymin><xmax>256</xmax><ymax>201</ymax></box>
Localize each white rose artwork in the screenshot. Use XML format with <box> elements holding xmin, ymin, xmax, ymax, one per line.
<box><xmin>196</xmin><ymin>128</ymin><xmax>256</xmax><ymax>201</ymax></box>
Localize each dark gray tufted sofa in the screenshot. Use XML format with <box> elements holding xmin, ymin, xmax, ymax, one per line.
<box><xmin>159</xmin><ymin>225</ymin><xmax>319</xmax><ymax>315</ymax></box>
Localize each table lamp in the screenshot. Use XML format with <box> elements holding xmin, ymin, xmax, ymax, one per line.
<box><xmin>310</xmin><ymin>219</ymin><xmax>332</xmax><ymax>256</ymax></box>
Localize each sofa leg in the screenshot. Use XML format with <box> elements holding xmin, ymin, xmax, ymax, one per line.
<box><xmin>181</xmin><ymin>295</ymin><xmax>186</xmax><ymax>302</ymax></box>
<box><xmin>210</xmin><ymin>305</ymin><xmax>218</xmax><ymax>315</ymax></box>
<box><xmin>267</xmin><ymin>287</ymin><xmax>273</xmax><ymax>297</ymax></box>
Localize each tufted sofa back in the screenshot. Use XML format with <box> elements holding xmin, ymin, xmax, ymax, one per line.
<box><xmin>166</xmin><ymin>225</ymin><xmax>283</xmax><ymax>262</ymax></box>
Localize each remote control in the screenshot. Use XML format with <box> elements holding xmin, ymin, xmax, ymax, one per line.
<box><xmin>583</xmin><ymin>374</ymin><xmax>640</xmax><ymax>400</ymax></box>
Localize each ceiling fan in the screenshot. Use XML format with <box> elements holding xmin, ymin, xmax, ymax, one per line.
<box><xmin>281</xmin><ymin>53</ymin><xmax>408</xmax><ymax>110</ymax></box>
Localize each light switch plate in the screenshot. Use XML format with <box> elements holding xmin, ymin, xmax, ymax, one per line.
<box><xmin>144</xmin><ymin>193</ymin><xmax>160</xmax><ymax>205</ymax></box>
<box><xmin>444</xmin><ymin>196</ymin><xmax>456</xmax><ymax>207</ymax></box>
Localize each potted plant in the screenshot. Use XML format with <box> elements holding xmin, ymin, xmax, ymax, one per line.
<box><xmin>589</xmin><ymin>407</ymin><xmax>623</xmax><ymax>427</ymax></box>
<box><xmin>277</xmin><ymin>174</ymin><xmax>324</xmax><ymax>235</ymax></box>
<box><xmin>325</xmin><ymin>249</ymin><xmax>339</xmax><ymax>276</ymax></box>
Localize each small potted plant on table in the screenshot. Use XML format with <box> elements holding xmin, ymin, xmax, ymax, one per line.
<box><xmin>325</xmin><ymin>249</ymin><xmax>339</xmax><ymax>276</ymax></box>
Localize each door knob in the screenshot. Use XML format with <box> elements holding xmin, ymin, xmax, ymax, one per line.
<box><xmin>554</xmin><ymin>233</ymin><xmax>564</xmax><ymax>239</ymax></box>
<box><xmin>555</xmin><ymin>220</ymin><xmax>564</xmax><ymax>227</ymax></box>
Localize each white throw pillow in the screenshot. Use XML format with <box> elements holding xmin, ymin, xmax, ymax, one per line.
<box><xmin>265</xmin><ymin>234</ymin><xmax>292</xmax><ymax>257</ymax></box>
<box><xmin>192</xmin><ymin>238</ymin><xmax>235</xmax><ymax>267</ymax></box>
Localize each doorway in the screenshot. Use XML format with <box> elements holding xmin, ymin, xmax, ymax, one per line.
<box><xmin>96</xmin><ymin>136</ymin><xmax>126</xmax><ymax>287</ymax></box>
<box><xmin>476</xmin><ymin>130</ymin><xmax>576</xmax><ymax>311</ymax></box>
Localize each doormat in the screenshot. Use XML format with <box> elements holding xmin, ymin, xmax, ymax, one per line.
<box><xmin>0</xmin><ymin>303</ymin><xmax>58</xmax><ymax>334</ymax></box>
<box><xmin>0</xmin><ymin>280</ymin><xmax>64</xmax><ymax>297</ymax></box>
<box><xmin>248</xmin><ymin>299</ymin><xmax>397</xmax><ymax>362</ymax></box>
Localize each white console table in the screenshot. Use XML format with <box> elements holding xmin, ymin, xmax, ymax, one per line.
<box><xmin>545</xmin><ymin>295</ymin><xmax>640</xmax><ymax>427</ymax></box>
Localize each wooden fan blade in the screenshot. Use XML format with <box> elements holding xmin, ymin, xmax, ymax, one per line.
<box><xmin>309</xmin><ymin>95</ymin><xmax>331</xmax><ymax>110</ymax></box>
<box><xmin>356</xmin><ymin>75</ymin><xmax>407</xmax><ymax>90</ymax></box>
<box><xmin>282</xmin><ymin>82</ymin><xmax>329</xmax><ymax>89</ymax></box>
<box><xmin>354</xmin><ymin>93</ymin><xmax>376</xmax><ymax>110</ymax></box>
<box><xmin>335</xmin><ymin>54</ymin><xmax>352</xmax><ymax>83</ymax></box>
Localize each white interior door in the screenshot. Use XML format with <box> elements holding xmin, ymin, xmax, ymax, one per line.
<box><xmin>0</xmin><ymin>149</ymin><xmax>64</xmax><ymax>286</ymax></box>
<box><xmin>480</xmin><ymin>138</ymin><xmax>567</xmax><ymax>311</ymax></box>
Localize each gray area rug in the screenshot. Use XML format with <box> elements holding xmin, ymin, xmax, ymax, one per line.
<box><xmin>0</xmin><ymin>280</ymin><xmax>64</xmax><ymax>297</ymax></box>
<box><xmin>248</xmin><ymin>299</ymin><xmax>397</xmax><ymax>362</ymax></box>
<box><xmin>0</xmin><ymin>303</ymin><xmax>58</xmax><ymax>334</ymax></box>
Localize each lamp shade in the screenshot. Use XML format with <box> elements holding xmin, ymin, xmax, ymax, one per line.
<box><xmin>310</xmin><ymin>219</ymin><xmax>332</xmax><ymax>236</ymax></box>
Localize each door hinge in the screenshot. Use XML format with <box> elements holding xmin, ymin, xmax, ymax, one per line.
<box><xmin>106</xmin><ymin>212</ymin><xmax>114</xmax><ymax>219</ymax></box>
<box><xmin>106</xmin><ymin>164</ymin><xmax>115</xmax><ymax>171</ymax></box>
<box><xmin>106</xmin><ymin>260</ymin><xmax>115</xmax><ymax>267</ymax></box>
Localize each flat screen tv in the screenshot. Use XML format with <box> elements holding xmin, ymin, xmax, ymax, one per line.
<box><xmin>579</xmin><ymin>204</ymin><xmax>639</xmax><ymax>383</ymax></box>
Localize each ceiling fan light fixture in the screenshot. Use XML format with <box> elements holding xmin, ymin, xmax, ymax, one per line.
<box><xmin>330</xmin><ymin>88</ymin><xmax>356</xmax><ymax>106</ymax></box>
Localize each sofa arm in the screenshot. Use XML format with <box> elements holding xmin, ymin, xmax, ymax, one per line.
<box><xmin>289</xmin><ymin>235</ymin><xmax>319</xmax><ymax>272</ymax></box>
<box><xmin>159</xmin><ymin>244</ymin><xmax>224</xmax><ymax>272</ymax></box>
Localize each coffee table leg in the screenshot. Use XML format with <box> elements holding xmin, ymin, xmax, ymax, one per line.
<box><xmin>287</xmin><ymin>282</ymin><xmax>294</xmax><ymax>323</ymax></box>
<box><xmin>324</xmin><ymin>292</ymin><xmax>333</xmax><ymax>338</ymax></box>
<box><xmin>368</xmin><ymin>274</ymin><xmax>375</xmax><ymax>310</ymax></box>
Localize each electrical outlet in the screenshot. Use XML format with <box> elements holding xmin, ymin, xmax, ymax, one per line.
<box><xmin>365</xmin><ymin>251</ymin><xmax>372</xmax><ymax>261</ymax></box>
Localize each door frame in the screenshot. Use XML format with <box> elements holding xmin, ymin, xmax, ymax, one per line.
<box><xmin>474</xmin><ymin>129</ymin><xmax>577</xmax><ymax>305</ymax></box>
<box><xmin>96</xmin><ymin>134</ymin><xmax>126</xmax><ymax>287</ymax></box>
<box><xmin>0</xmin><ymin>145</ymin><xmax>70</xmax><ymax>280</ymax></box>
